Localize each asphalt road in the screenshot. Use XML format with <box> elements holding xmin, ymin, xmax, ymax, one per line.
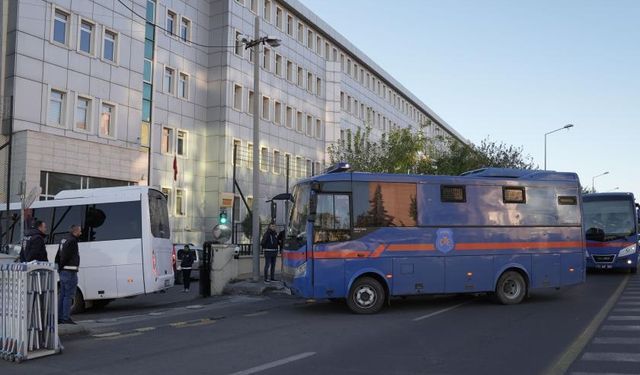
<box><xmin>0</xmin><ymin>272</ymin><xmax>630</xmax><ymax>375</ymax></box>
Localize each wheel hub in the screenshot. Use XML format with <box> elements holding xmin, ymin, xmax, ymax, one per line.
<box><xmin>355</xmin><ymin>285</ymin><xmax>376</xmax><ymax>307</ymax></box>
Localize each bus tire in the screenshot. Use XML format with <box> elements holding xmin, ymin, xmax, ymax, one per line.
<box><xmin>71</xmin><ymin>288</ymin><xmax>85</xmax><ymax>314</ymax></box>
<box><xmin>347</xmin><ymin>277</ymin><xmax>386</xmax><ymax>314</ymax></box>
<box><xmin>495</xmin><ymin>271</ymin><xmax>527</xmax><ymax>305</ymax></box>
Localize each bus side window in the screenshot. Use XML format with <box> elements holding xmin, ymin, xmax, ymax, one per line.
<box><xmin>51</xmin><ymin>205</ymin><xmax>86</xmax><ymax>243</ymax></box>
<box><xmin>314</xmin><ymin>194</ymin><xmax>351</xmax><ymax>243</ymax></box>
<box><xmin>86</xmin><ymin>201</ymin><xmax>142</xmax><ymax>242</ymax></box>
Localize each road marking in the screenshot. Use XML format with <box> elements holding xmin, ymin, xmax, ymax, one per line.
<box><xmin>571</xmin><ymin>372</ymin><xmax>640</xmax><ymax>375</ymax></box>
<box><xmin>92</xmin><ymin>332</ymin><xmax>121</xmax><ymax>338</ymax></box>
<box><xmin>135</xmin><ymin>327</ymin><xmax>156</xmax><ymax>332</ymax></box>
<box><xmin>607</xmin><ymin>315</ymin><xmax>640</xmax><ymax>321</ymax></box>
<box><xmin>171</xmin><ymin>318</ymin><xmax>216</xmax><ymax>328</ymax></box>
<box><xmin>186</xmin><ymin>305</ymin><xmax>204</xmax><ymax>310</ymax></box>
<box><xmin>244</xmin><ymin>311</ymin><xmax>268</xmax><ymax>317</ymax></box>
<box><xmin>616</xmin><ymin>301</ymin><xmax>640</xmax><ymax>306</ymax></box>
<box><xmin>545</xmin><ymin>274</ymin><xmax>629</xmax><ymax>375</ymax></box>
<box><xmin>413</xmin><ymin>301</ymin><xmax>470</xmax><ymax>322</ymax></box>
<box><xmin>619</xmin><ymin>296</ymin><xmax>640</xmax><ymax>300</ymax></box>
<box><xmin>613</xmin><ymin>308</ymin><xmax>640</xmax><ymax>312</ymax></box>
<box><xmin>99</xmin><ymin>332</ymin><xmax>142</xmax><ymax>340</ymax></box>
<box><xmin>582</xmin><ymin>352</ymin><xmax>640</xmax><ymax>362</ymax></box>
<box><xmin>594</xmin><ymin>337</ymin><xmax>640</xmax><ymax>344</ymax></box>
<box><xmin>602</xmin><ymin>325</ymin><xmax>640</xmax><ymax>331</ymax></box>
<box><xmin>227</xmin><ymin>352</ymin><xmax>316</xmax><ymax>375</ymax></box>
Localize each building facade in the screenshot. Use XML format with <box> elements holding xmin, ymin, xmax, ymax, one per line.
<box><xmin>0</xmin><ymin>0</ymin><xmax>465</xmax><ymax>246</ymax></box>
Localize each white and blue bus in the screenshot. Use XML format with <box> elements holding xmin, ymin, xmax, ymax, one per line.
<box><xmin>0</xmin><ymin>186</ymin><xmax>174</xmax><ymax>311</ymax></box>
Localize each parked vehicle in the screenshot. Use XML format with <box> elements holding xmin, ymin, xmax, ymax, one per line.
<box><xmin>282</xmin><ymin>165</ymin><xmax>586</xmax><ymax>314</ymax></box>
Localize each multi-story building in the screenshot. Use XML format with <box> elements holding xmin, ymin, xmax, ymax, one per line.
<box><xmin>0</xmin><ymin>0</ymin><xmax>465</xmax><ymax>246</ymax></box>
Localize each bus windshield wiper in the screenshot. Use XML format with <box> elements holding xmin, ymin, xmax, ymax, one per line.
<box><xmin>603</xmin><ymin>234</ymin><xmax>630</xmax><ymax>241</ymax></box>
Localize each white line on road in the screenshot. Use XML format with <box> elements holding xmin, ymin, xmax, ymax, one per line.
<box><xmin>616</xmin><ymin>301</ymin><xmax>640</xmax><ymax>306</ymax></box>
<box><xmin>571</xmin><ymin>372</ymin><xmax>640</xmax><ymax>375</ymax></box>
<box><xmin>227</xmin><ymin>352</ymin><xmax>316</xmax><ymax>375</ymax></box>
<box><xmin>602</xmin><ymin>325</ymin><xmax>640</xmax><ymax>331</ymax></box>
<box><xmin>413</xmin><ymin>301</ymin><xmax>470</xmax><ymax>322</ymax></box>
<box><xmin>594</xmin><ymin>337</ymin><xmax>640</xmax><ymax>344</ymax></box>
<box><xmin>582</xmin><ymin>352</ymin><xmax>640</xmax><ymax>362</ymax></box>
<box><xmin>613</xmin><ymin>308</ymin><xmax>640</xmax><ymax>312</ymax></box>
<box><xmin>607</xmin><ymin>316</ymin><xmax>640</xmax><ymax>321</ymax></box>
<box><xmin>244</xmin><ymin>311</ymin><xmax>268</xmax><ymax>317</ymax></box>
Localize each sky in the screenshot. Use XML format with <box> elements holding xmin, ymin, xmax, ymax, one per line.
<box><xmin>299</xmin><ymin>0</ymin><xmax>640</xmax><ymax>196</ymax></box>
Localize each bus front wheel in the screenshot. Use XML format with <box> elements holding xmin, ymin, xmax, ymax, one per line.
<box><xmin>347</xmin><ymin>277</ymin><xmax>386</xmax><ymax>314</ymax></box>
<box><xmin>495</xmin><ymin>271</ymin><xmax>527</xmax><ymax>305</ymax></box>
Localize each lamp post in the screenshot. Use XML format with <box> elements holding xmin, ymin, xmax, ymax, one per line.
<box><xmin>544</xmin><ymin>124</ymin><xmax>573</xmax><ymax>170</ymax></box>
<box><xmin>243</xmin><ymin>17</ymin><xmax>281</xmax><ymax>282</ymax></box>
<box><xmin>591</xmin><ymin>171</ymin><xmax>609</xmax><ymax>193</ymax></box>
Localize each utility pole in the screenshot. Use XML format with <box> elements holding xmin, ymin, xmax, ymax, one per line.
<box><xmin>251</xmin><ymin>15</ymin><xmax>261</xmax><ymax>281</ymax></box>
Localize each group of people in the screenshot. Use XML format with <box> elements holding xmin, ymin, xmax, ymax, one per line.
<box><xmin>19</xmin><ymin>220</ymin><xmax>82</xmax><ymax>325</ymax></box>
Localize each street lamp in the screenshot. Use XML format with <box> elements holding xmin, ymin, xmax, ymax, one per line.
<box><xmin>242</xmin><ymin>17</ymin><xmax>281</xmax><ymax>282</ymax></box>
<box><xmin>544</xmin><ymin>124</ymin><xmax>573</xmax><ymax>170</ymax></box>
<box><xmin>591</xmin><ymin>171</ymin><xmax>609</xmax><ymax>193</ymax></box>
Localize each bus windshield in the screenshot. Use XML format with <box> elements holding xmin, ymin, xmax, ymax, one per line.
<box><xmin>583</xmin><ymin>199</ymin><xmax>636</xmax><ymax>240</ymax></box>
<box><xmin>288</xmin><ymin>183</ymin><xmax>310</xmax><ymax>241</ymax></box>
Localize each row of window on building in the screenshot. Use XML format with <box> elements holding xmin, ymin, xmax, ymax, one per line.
<box><xmin>164</xmin><ymin>8</ymin><xmax>192</xmax><ymax>43</ymax></box>
<box><xmin>232</xmin><ymin>83</ymin><xmax>324</xmax><ymax>140</ymax></box>
<box><xmin>233</xmin><ymin>0</ymin><xmax>432</xmax><ymax>127</ymax></box>
<box><xmin>51</xmin><ymin>5</ymin><xmax>118</xmax><ymax>64</ymax></box>
<box><xmin>161</xmin><ymin>66</ymin><xmax>190</xmax><ymax>100</ymax></box>
<box><xmin>48</xmin><ymin>88</ymin><xmax>117</xmax><ymax>138</ymax></box>
<box><xmin>160</xmin><ymin>127</ymin><xmax>189</xmax><ymax>157</ymax></box>
<box><xmin>160</xmin><ymin>187</ymin><xmax>187</xmax><ymax>217</ymax></box>
<box><xmin>232</xmin><ymin>139</ymin><xmax>323</xmax><ymax>179</ymax></box>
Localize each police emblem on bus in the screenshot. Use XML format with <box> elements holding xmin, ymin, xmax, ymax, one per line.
<box><xmin>436</xmin><ymin>228</ymin><xmax>455</xmax><ymax>253</ymax></box>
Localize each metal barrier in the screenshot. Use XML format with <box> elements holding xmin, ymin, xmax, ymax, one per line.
<box><xmin>0</xmin><ymin>262</ymin><xmax>61</xmax><ymax>363</ymax></box>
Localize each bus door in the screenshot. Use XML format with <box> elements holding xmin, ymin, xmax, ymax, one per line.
<box><xmin>282</xmin><ymin>183</ymin><xmax>314</xmax><ymax>296</ymax></box>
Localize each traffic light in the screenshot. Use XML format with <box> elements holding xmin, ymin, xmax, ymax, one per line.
<box><xmin>219</xmin><ymin>209</ymin><xmax>228</xmax><ymax>225</ymax></box>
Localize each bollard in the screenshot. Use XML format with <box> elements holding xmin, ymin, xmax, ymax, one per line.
<box><xmin>199</xmin><ymin>242</ymin><xmax>213</xmax><ymax>297</ymax></box>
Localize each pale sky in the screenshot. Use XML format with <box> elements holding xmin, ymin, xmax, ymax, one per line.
<box><xmin>300</xmin><ymin>0</ymin><xmax>640</xmax><ymax>196</ymax></box>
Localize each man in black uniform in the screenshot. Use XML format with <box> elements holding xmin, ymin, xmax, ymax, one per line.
<box><xmin>20</xmin><ymin>220</ymin><xmax>48</xmax><ymax>262</ymax></box>
<box><xmin>261</xmin><ymin>222</ymin><xmax>279</xmax><ymax>282</ymax></box>
<box><xmin>177</xmin><ymin>245</ymin><xmax>195</xmax><ymax>292</ymax></box>
<box><xmin>56</xmin><ymin>225</ymin><xmax>82</xmax><ymax>324</ymax></box>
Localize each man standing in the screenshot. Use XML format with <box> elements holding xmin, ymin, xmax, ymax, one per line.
<box><xmin>261</xmin><ymin>222</ymin><xmax>279</xmax><ymax>282</ymax></box>
<box><xmin>56</xmin><ymin>225</ymin><xmax>81</xmax><ymax>325</ymax></box>
<box><xmin>20</xmin><ymin>220</ymin><xmax>48</xmax><ymax>262</ymax></box>
<box><xmin>177</xmin><ymin>244</ymin><xmax>195</xmax><ymax>292</ymax></box>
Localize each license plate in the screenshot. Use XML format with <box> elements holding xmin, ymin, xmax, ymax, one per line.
<box><xmin>597</xmin><ymin>264</ymin><xmax>613</xmax><ymax>269</ymax></box>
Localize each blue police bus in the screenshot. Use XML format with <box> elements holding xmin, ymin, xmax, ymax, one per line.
<box><xmin>282</xmin><ymin>165</ymin><xmax>586</xmax><ymax>314</ymax></box>
<box><xmin>583</xmin><ymin>193</ymin><xmax>639</xmax><ymax>273</ymax></box>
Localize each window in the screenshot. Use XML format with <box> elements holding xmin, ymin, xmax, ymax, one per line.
<box><xmin>166</xmin><ymin>10</ymin><xmax>177</xmax><ymax>35</ymax></box>
<box><xmin>264</xmin><ymin>0</ymin><xmax>271</xmax><ymax>22</ymax></box>
<box><xmin>347</xmin><ymin>96</ymin><xmax>352</xmax><ymax>113</ymax></box>
<box><xmin>307</xmin><ymin>72</ymin><xmax>313</xmax><ymax>93</ymax></box>
<box><xmin>233</xmin><ymin>84</ymin><xmax>243</xmax><ymax>111</ymax></box>
<box><xmin>48</xmin><ymin>89</ymin><xmax>65</xmax><ymax>126</ymax></box>
<box><xmin>287</xmin><ymin>15</ymin><xmax>294</xmax><ymax>36</ymax></box>
<box><xmin>314</xmin><ymin>162</ymin><xmax>321</xmax><ymax>176</ymax></box>
<box><xmin>275</xmin><ymin>7</ymin><xmax>283</xmax><ymax>29</ymax></box>
<box><xmin>262</xmin><ymin>47</ymin><xmax>271</xmax><ymax>70</ymax></box>
<box><xmin>275</xmin><ymin>54</ymin><xmax>283</xmax><ymax>76</ymax></box>
<box><xmin>247</xmin><ymin>143</ymin><xmax>253</xmax><ymax>168</ymax></box>
<box><xmin>296</xmin><ymin>111</ymin><xmax>303</xmax><ymax>133</ymax></box>
<box><xmin>79</xmin><ymin>20</ymin><xmax>93</xmax><ymax>54</ymax></box>
<box><xmin>274</xmin><ymin>101</ymin><xmax>282</xmax><ymax>125</ymax></box>
<box><xmin>295</xmin><ymin>156</ymin><xmax>303</xmax><ymax>178</ymax></box>
<box><xmin>250</xmin><ymin>0</ymin><xmax>257</xmax><ymax>13</ymax></box>
<box><xmin>285</xmin><ymin>106</ymin><xmax>293</xmax><ymax>128</ymax></box>
<box><xmin>75</xmin><ymin>96</ymin><xmax>91</xmax><ymax>131</ymax></box>
<box><xmin>347</xmin><ymin>58</ymin><xmax>351</xmax><ymax>75</ymax></box>
<box><xmin>316</xmin><ymin>36</ymin><xmax>322</xmax><ymax>55</ymax></box>
<box><xmin>315</xmin><ymin>119</ymin><xmax>322</xmax><ymax>139</ymax></box>
<box><xmin>307</xmin><ymin>30</ymin><xmax>313</xmax><ymax>49</ymax></box>
<box><xmin>248</xmin><ymin>90</ymin><xmax>254</xmax><ymax>115</ymax></box>
<box><xmin>161</xmin><ymin>127</ymin><xmax>173</xmax><ymax>154</ymax></box>
<box><xmin>503</xmin><ymin>187</ymin><xmax>526</xmax><ymax>204</ymax></box>
<box><xmin>262</xmin><ymin>96</ymin><xmax>270</xmax><ymax>120</ymax></box>
<box><xmin>260</xmin><ymin>147</ymin><xmax>268</xmax><ymax>171</ymax></box>
<box><xmin>177</xmin><ymin>130</ymin><xmax>187</xmax><ymax>157</ymax></box>
<box><xmin>234</xmin><ymin>30</ymin><xmax>244</xmax><ymax>56</ymax></box>
<box><xmin>180</xmin><ymin>17</ymin><xmax>191</xmax><ymax>42</ymax></box>
<box><xmin>316</xmin><ymin>77</ymin><xmax>322</xmax><ymax>96</ymax></box>
<box><xmin>53</xmin><ymin>8</ymin><xmax>68</xmax><ymax>45</ymax></box>
<box><xmin>314</xmin><ymin>194</ymin><xmax>351</xmax><ymax>243</ymax></box>
<box><xmin>332</xmin><ymin>48</ymin><xmax>337</xmax><ymax>61</ymax></box>
<box><xmin>558</xmin><ymin>196</ymin><xmax>578</xmax><ymax>205</ymax></box>
<box><xmin>353</xmin><ymin>182</ymin><xmax>418</xmax><ymax>227</ymax></box>
<box><xmin>99</xmin><ymin>102</ymin><xmax>115</xmax><ymax>137</ymax></box>
<box><xmin>306</xmin><ymin>159</ymin><xmax>312</xmax><ymax>177</ymax></box>
<box><xmin>175</xmin><ymin>189</ymin><xmax>186</xmax><ymax>216</ymax></box>
<box><xmin>297</xmin><ymin>67</ymin><xmax>303</xmax><ymax>87</ymax></box>
<box><xmin>340</xmin><ymin>92</ymin><xmax>345</xmax><ymax>110</ymax></box>
<box><xmin>297</xmin><ymin>22</ymin><xmax>304</xmax><ymax>43</ymax></box>
<box><xmin>286</xmin><ymin>60</ymin><xmax>293</xmax><ymax>81</ymax></box>
<box><xmin>441</xmin><ymin>185</ymin><xmax>466</xmax><ymax>203</ymax></box>
<box><xmin>272</xmin><ymin>150</ymin><xmax>283</xmax><ymax>174</ymax></box>
<box><xmin>161</xmin><ymin>187</ymin><xmax>172</xmax><ymax>214</ymax></box>
<box><xmin>306</xmin><ymin>115</ymin><xmax>313</xmax><ymax>137</ymax></box>
<box><xmin>164</xmin><ymin>67</ymin><xmax>175</xmax><ymax>94</ymax></box>
<box><xmin>49</xmin><ymin>205</ymin><xmax>84</xmax><ymax>243</ymax></box>
<box><xmin>178</xmin><ymin>73</ymin><xmax>188</xmax><ymax>99</ymax></box>
<box><xmin>103</xmin><ymin>29</ymin><xmax>117</xmax><ymax>62</ymax></box>
<box><xmin>325</xmin><ymin>42</ymin><xmax>330</xmax><ymax>60</ymax></box>
<box><xmin>249</xmin><ymin>48</ymin><xmax>255</xmax><ymax>63</ymax></box>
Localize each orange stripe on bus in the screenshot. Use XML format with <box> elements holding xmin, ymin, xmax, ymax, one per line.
<box><xmin>387</xmin><ymin>244</ymin><xmax>435</xmax><ymax>251</ymax></box>
<box><xmin>370</xmin><ymin>244</ymin><xmax>387</xmax><ymax>258</ymax></box>
<box><xmin>313</xmin><ymin>251</ymin><xmax>370</xmax><ymax>259</ymax></box>
<box><xmin>454</xmin><ymin>241</ymin><xmax>583</xmax><ymax>250</ymax></box>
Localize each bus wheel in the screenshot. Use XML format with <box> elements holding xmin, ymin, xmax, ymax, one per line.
<box><xmin>71</xmin><ymin>288</ymin><xmax>86</xmax><ymax>314</ymax></box>
<box><xmin>495</xmin><ymin>271</ymin><xmax>527</xmax><ymax>305</ymax></box>
<box><xmin>347</xmin><ymin>277</ymin><xmax>385</xmax><ymax>314</ymax></box>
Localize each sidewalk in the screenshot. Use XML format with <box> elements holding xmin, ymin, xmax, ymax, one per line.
<box><xmin>223</xmin><ymin>275</ymin><xmax>287</xmax><ymax>296</ymax></box>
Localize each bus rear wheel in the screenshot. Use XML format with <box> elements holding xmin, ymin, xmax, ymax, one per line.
<box><xmin>347</xmin><ymin>277</ymin><xmax>385</xmax><ymax>314</ymax></box>
<box><xmin>71</xmin><ymin>288</ymin><xmax>85</xmax><ymax>314</ymax></box>
<box><xmin>495</xmin><ymin>271</ymin><xmax>527</xmax><ymax>305</ymax></box>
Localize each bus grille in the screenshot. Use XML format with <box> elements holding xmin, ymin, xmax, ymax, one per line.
<box><xmin>592</xmin><ymin>255</ymin><xmax>615</xmax><ymax>263</ymax></box>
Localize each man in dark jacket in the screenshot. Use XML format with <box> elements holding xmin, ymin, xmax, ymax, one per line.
<box><xmin>20</xmin><ymin>220</ymin><xmax>48</xmax><ymax>262</ymax></box>
<box><xmin>177</xmin><ymin>245</ymin><xmax>195</xmax><ymax>292</ymax></box>
<box><xmin>56</xmin><ymin>225</ymin><xmax>82</xmax><ymax>324</ymax></box>
<box><xmin>261</xmin><ymin>222</ymin><xmax>279</xmax><ymax>282</ymax></box>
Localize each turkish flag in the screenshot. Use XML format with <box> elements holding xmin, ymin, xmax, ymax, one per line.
<box><xmin>173</xmin><ymin>155</ymin><xmax>178</xmax><ymax>181</ymax></box>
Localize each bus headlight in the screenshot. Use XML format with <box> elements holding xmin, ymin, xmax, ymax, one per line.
<box><xmin>619</xmin><ymin>244</ymin><xmax>637</xmax><ymax>257</ymax></box>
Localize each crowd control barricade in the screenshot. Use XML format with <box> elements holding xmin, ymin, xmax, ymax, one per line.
<box><xmin>0</xmin><ymin>262</ymin><xmax>61</xmax><ymax>363</ymax></box>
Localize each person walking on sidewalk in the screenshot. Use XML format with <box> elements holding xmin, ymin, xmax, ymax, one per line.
<box><xmin>55</xmin><ymin>225</ymin><xmax>82</xmax><ymax>325</ymax></box>
<box><xmin>177</xmin><ymin>244</ymin><xmax>195</xmax><ymax>292</ymax></box>
<box><xmin>20</xmin><ymin>220</ymin><xmax>49</xmax><ymax>262</ymax></box>
<box><xmin>261</xmin><ymin>222</ymin><xmax>279</xmax><ymax>282</ymax></box>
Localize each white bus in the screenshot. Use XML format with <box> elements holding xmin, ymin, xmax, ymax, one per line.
<box><xmin>0</xmin><ymin>186</ymin><xmax>174</xmax><ymax>311</ymax></box>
